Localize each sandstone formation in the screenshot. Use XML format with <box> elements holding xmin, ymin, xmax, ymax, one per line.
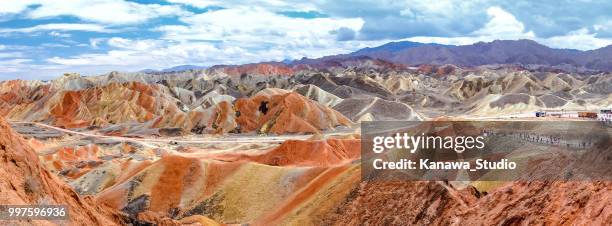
<box><xmin>94</xmin><ymin>154</ymin><xmax>360</xmax><ymax>224</ymax></box>
<box><xmin>323</xmin><ymin>180</ymin><xmax>612</xmax><ymax>225</ymax></box>
<box><xmin>1</xmin><ymin>57</ymin><xmax>610</xmax><ymax>225</ymax></box>
<box><xmin>334</xmin><ymin>97</ymin><xmax>423</xmax><ymax>122</ymax></box>
<box><xmin>294</xmin><ymin>84</ymin><xmax>344</xmax><ymax>107</ymax></box>
<box><xmin>212</xmin><ymin>138</ymin><xmax>360</xmax><ymax>166</ymax></box>
<box><xmin>0</xmin><ymin>116</ymin><xmax>125</xmax><ymax>225</ymax></box>
<box><xmin>234</xmin><ymin>92</ymin><xmax>351</xmax><ymax>134</ymax></box>
<box><xmin>2</xmin><ymin>59</ymin><xmax>611</xmax><ymax>127</ymax></box>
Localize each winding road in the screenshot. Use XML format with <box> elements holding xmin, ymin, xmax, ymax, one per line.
<box><xmin>10</xmin><ymin>121</ymin><xmax>355</xmax><ymax>145</ymax></box>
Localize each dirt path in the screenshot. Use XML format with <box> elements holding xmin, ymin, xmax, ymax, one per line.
<box><xmin>10</xmin><ymin>121</ymin><xmax>354</xmax><ymax>144</ymax></box>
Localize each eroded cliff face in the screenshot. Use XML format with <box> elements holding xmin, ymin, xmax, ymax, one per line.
<box><xmin>3</xmin><ymin>67</ymin><xmax>611</xmax><ymax>131</ymax></box>
<box><xmin>234</xmin><ymin>92</ymin><xmax>352</xmax><ymax>134</ymax></box>
<box><xmin>0</xmin><ymin>116</ymin><xmax>125</xmax><ymax>225</ymax></box>
<box><xmin>321</xmin><ymin>180</ymin><xmax>612</xmax><ymax>226</ymax></box>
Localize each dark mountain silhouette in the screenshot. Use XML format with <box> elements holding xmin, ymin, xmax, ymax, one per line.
<box><xmin>346</xmin><ymin>39</ymin><xmax>612</xmax><ymax>71</ymax></box>
<box><xmin>146</xmin><ymin>40</ymin><xmax>612</xmax><ymax>73</ymax></box>
<box><xmin>350</xmin><ymin>41</ymin><xmax>435</xmax><ymax>60</ymax></box>
<box><xmin>293</xmin><ymin>39</ymin><xmax>612</xmax><ymax>72</ymax></box>
<box><xmin>141</xmin><ymin>64</ymin><xmax>207</xmax><ymax>73</ymax></box>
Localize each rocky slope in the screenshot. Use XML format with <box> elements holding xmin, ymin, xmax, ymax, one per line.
<box><xmin>211</xmin><ymin>138</ymin><xmax>361</xmax><ymax>166</ymax></box>
<box><xmin>234</xmin><ymin>92</ymin><xmax>351</xmax><ymax>134</ymax></box>
<box><xmin>93</xmin><ymin>145</ymin><xmax>362</xmax><ymax>224</ymax></box>
<box><xmin>2</xmin><ymin>62</ymin><xmax>610</xmax><ymax>127</ymax></box>
<box><xmin>0</xmin><ymin>116</ymin><xmax>125</xmax><ymax>225</ymax></box>
<box><xmin>323</xmin><ymin>180</ymin><xmax>612</xmax><ymax>225</ymax></box>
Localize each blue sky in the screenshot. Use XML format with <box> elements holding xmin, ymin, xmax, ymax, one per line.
<box><xmin>1</xmin><ymin>0</ymin><xmax>611</xmax><ymax>80</ymax></box>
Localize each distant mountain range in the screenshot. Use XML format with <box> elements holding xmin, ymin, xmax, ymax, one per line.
<box><xmin>141</xmin><ymin>64</ymin><xmax>207</xmax><ymax>73</ymax></box>
<box><xmin>147</xmin><ymin>39</ymin><xmax>612</xmax><ymax>73</ymax></box>
<box><xmin>293</xmin><ymin>39</ymin><xmax>612</xmax><ymax>72</ymax></box>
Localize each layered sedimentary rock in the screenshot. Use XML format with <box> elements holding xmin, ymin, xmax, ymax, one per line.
<box><xmin>234</xmin><ymin>92</ymin><xmax>352</xmax><ymax>134</ymax></box>
<box><xmin>3</xmin><ymin>60</ymin><xmax>611</xmax><ymax>126</ymax></box>
<box><xmin>212</xmin><ymin>63</ymin><xmax>295</xmax><ymax>76</ymax></box>
<box><xmin>1</xmin><ymin>59</ymin><xmax>611</xmax><ymax>225</ymax></box>
<box><xmin>0</xmin><ymin>80</ymin><xmax>51</xmax><ymax>116</ymax></box>
<box><xmin>212</xmin><ymin>138</ymin><xmax>361</xmax><ymax>166</ymax></box>
<box><xmin>5</xmin><ymin>82</ymin><xmax>181</xmax><ymax>128</ymax></box>
<box><xmin>294</xmin><ymin>84</ymin><xmax>344</xmax><ymax>107</ymax></box>
<box><xmin>333</xmin><ymin>97</ymin><xmax>423</xmax><ymax>122</ymax></box>
<box><xmin>321</xmin><ymin>181</ymin><xmax>476</xmax><ymax>225</ymax></box>
<box><xmin>323</xmin><ymin>180</ymin><xmax>612</xmax><ymax>225</ymax></box>
<box><xmin>0</xmin><ymin>116</ymin><xmax>125</xmax><ymax>225</ymax></box>
<box><xmin>95</xmin><ymin>154</ymin><xmax>360</xmax><ymax>224</ymax></box>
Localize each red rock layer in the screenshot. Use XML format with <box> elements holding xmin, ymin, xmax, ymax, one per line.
<box><xmin>213</xmin><ymin>138</ymin><xmax>361</xmax><ymax>166</ymax></box>
<box><xmin>458</xmin><ymin>181</ymin><xmax>612</xmax><ymax>225</ymax></box>
<box><xmin>323</xmin><ymin>180</ymin><xmax>612</xmax><ymax>225</ymax></box>
<box><xmin>42</xmin><ymin>144</ymin><xmax>102</xmax><ymax>179</ymax></box>
<box><xmin>0</xmin><ymin>80</ymin><xmax>51</xmax><ymax>116</ymax></box>
<box><xmin>218</xmin><ymin>63</ymin><xmax>295</xmax><ymax>76</ymax></box>
<box><xmin>48</xmin><ymin>82</ymin><xmax>163</xmax><ymax>128</ymax></box>
<box><xmin>96</xmin><ymin>155</ymin><xmax>243</xmax><ymax>214</ymax></box>
<box><xmin>235</xmin><ymin>92</ymin><xmax>352</xmax><ymax>134</ymax></box>
<box><xmin>0</xmin><ymin>116</ymin><xmax>125</xmax><ymax>225</ymax></box>
<box><xmin>417</xmin><ymin>64</ymin><xmax>458</xmax><ymax>76</ymax></box>
<box><xmin>255</xmin><ymin>165</ymin><xmax>356</xmax><ymax>225</ymax></box>
<box><xmin>321</xmin><ymin>181</ymin><xmax>475</xmax><ymax>225</ymax></box>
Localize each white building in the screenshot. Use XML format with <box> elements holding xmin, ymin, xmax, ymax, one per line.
<box><xmin>598</xmin><ymin>113</ymin><xmax>612</xmax><ymax>122</ymax></box>
<box><xmin>598</xmin><ymin>110</ymin><xmax>612</xmax><ymax>123</ymax></box>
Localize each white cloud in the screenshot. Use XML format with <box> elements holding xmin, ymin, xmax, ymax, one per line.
<box><xmin>117</xmin><ymin>6</ymin><xmax>370</xmax><ymax>68</ymax></box>
<box><xmin>593</xmin><ymin>21</ymin><xmax>612</xmax><ymax>37</ymax></box>
<box><xmin>106</xmin><ymin>37</ymin><xmax>162</xmax><ymax>51</ymax></box>
<box><xmin>404</xmin><ymin>6</ymin><xmax>612</xmax><ymax>50</ymax></box>
<box><xmin>0</xmin><ymin>23</ymin><xmax>113</xmax><ymax>33</ymax></box>
<box><xmin>158</xmin><ymin>7</ymin><xmax>363</xmax><ymax>47</ymax></box>
<box><xmin>1</xmin><ymin>0</ymin><xmax>188</xmax><ymax>25</ymax></box>
<box><xmin>40</xmin><ymin>43</ymin><xmax>71</xmax><ymax>48</ymax></box>
<box><xmin>0</xmin><ymin>52</ymin><xmax>24</xmax><ymax>59</ymax></box>
<box><xmin>0</xmin><ymin>0</ymin><xmax>37</xmax><ymax>15</ymax></box>
<box><xmin>45</xmin><ymin>40</ymin><xmax>193</xmax><ymax>67</ymax></box>
<box><xmin>45</xmin><ymin>34</ymin><xmax>382</xmax><ymax>71</ymax></box>
<box><xmin>166</xmin><ymin>0</ymin><xmax>219</xmax><ymax>8</ymax></box>
<box><xmin>89</xmin><ymin>38</ymin><xmax>107</xmax><ymax>49</ymax></box>
<box><xmin>41</xmin><ymin>7</ymin><xmax>370</xmax><ymax>72</ymax></box>
<box><xmin>0</xmin><ymin>59</ymin><xmax>32</xmax><ymax>73</ymax></box>
<box><xmin>543</xmin><ymin>28</ymin><xmax>612</xmax><ymax>50</ymax></box>
<box><xmin>166</xmin><ymin>0</ymin><xmax>316</xmax><ymax>11</ymax></box>
<box><xmin>399</xmin><ymin>0</ymin><xmax>478</xmax><ymax>20</ymax></box>
<box><xmin>49</xmin><ymin>31</ymin><xmax>71</xmax><ymax>37</ymax></box>
<box><xmin>473</xmin><ymin>6</ymin><xmax>535</xmax><ymax>38</ymax></box>
<box><xmin>47</xmin><ymin>39</ymin><xmax>215</xmax><ymax>67</ymax></box>
<box><xmin>0</xmin><ymin>58</ymin><xmax>74</xmax><ymax>81</ymax></box>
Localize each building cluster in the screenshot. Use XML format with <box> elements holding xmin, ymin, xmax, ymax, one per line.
<box><xmin>534</xmin><ymin>109</ymin><xmax>612</xmax><ymax>124</ymax></box>
<box><xmin>599</xmin><ymin>109</ymin><xmax>612</xmax><ymax>124</ymax></box>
